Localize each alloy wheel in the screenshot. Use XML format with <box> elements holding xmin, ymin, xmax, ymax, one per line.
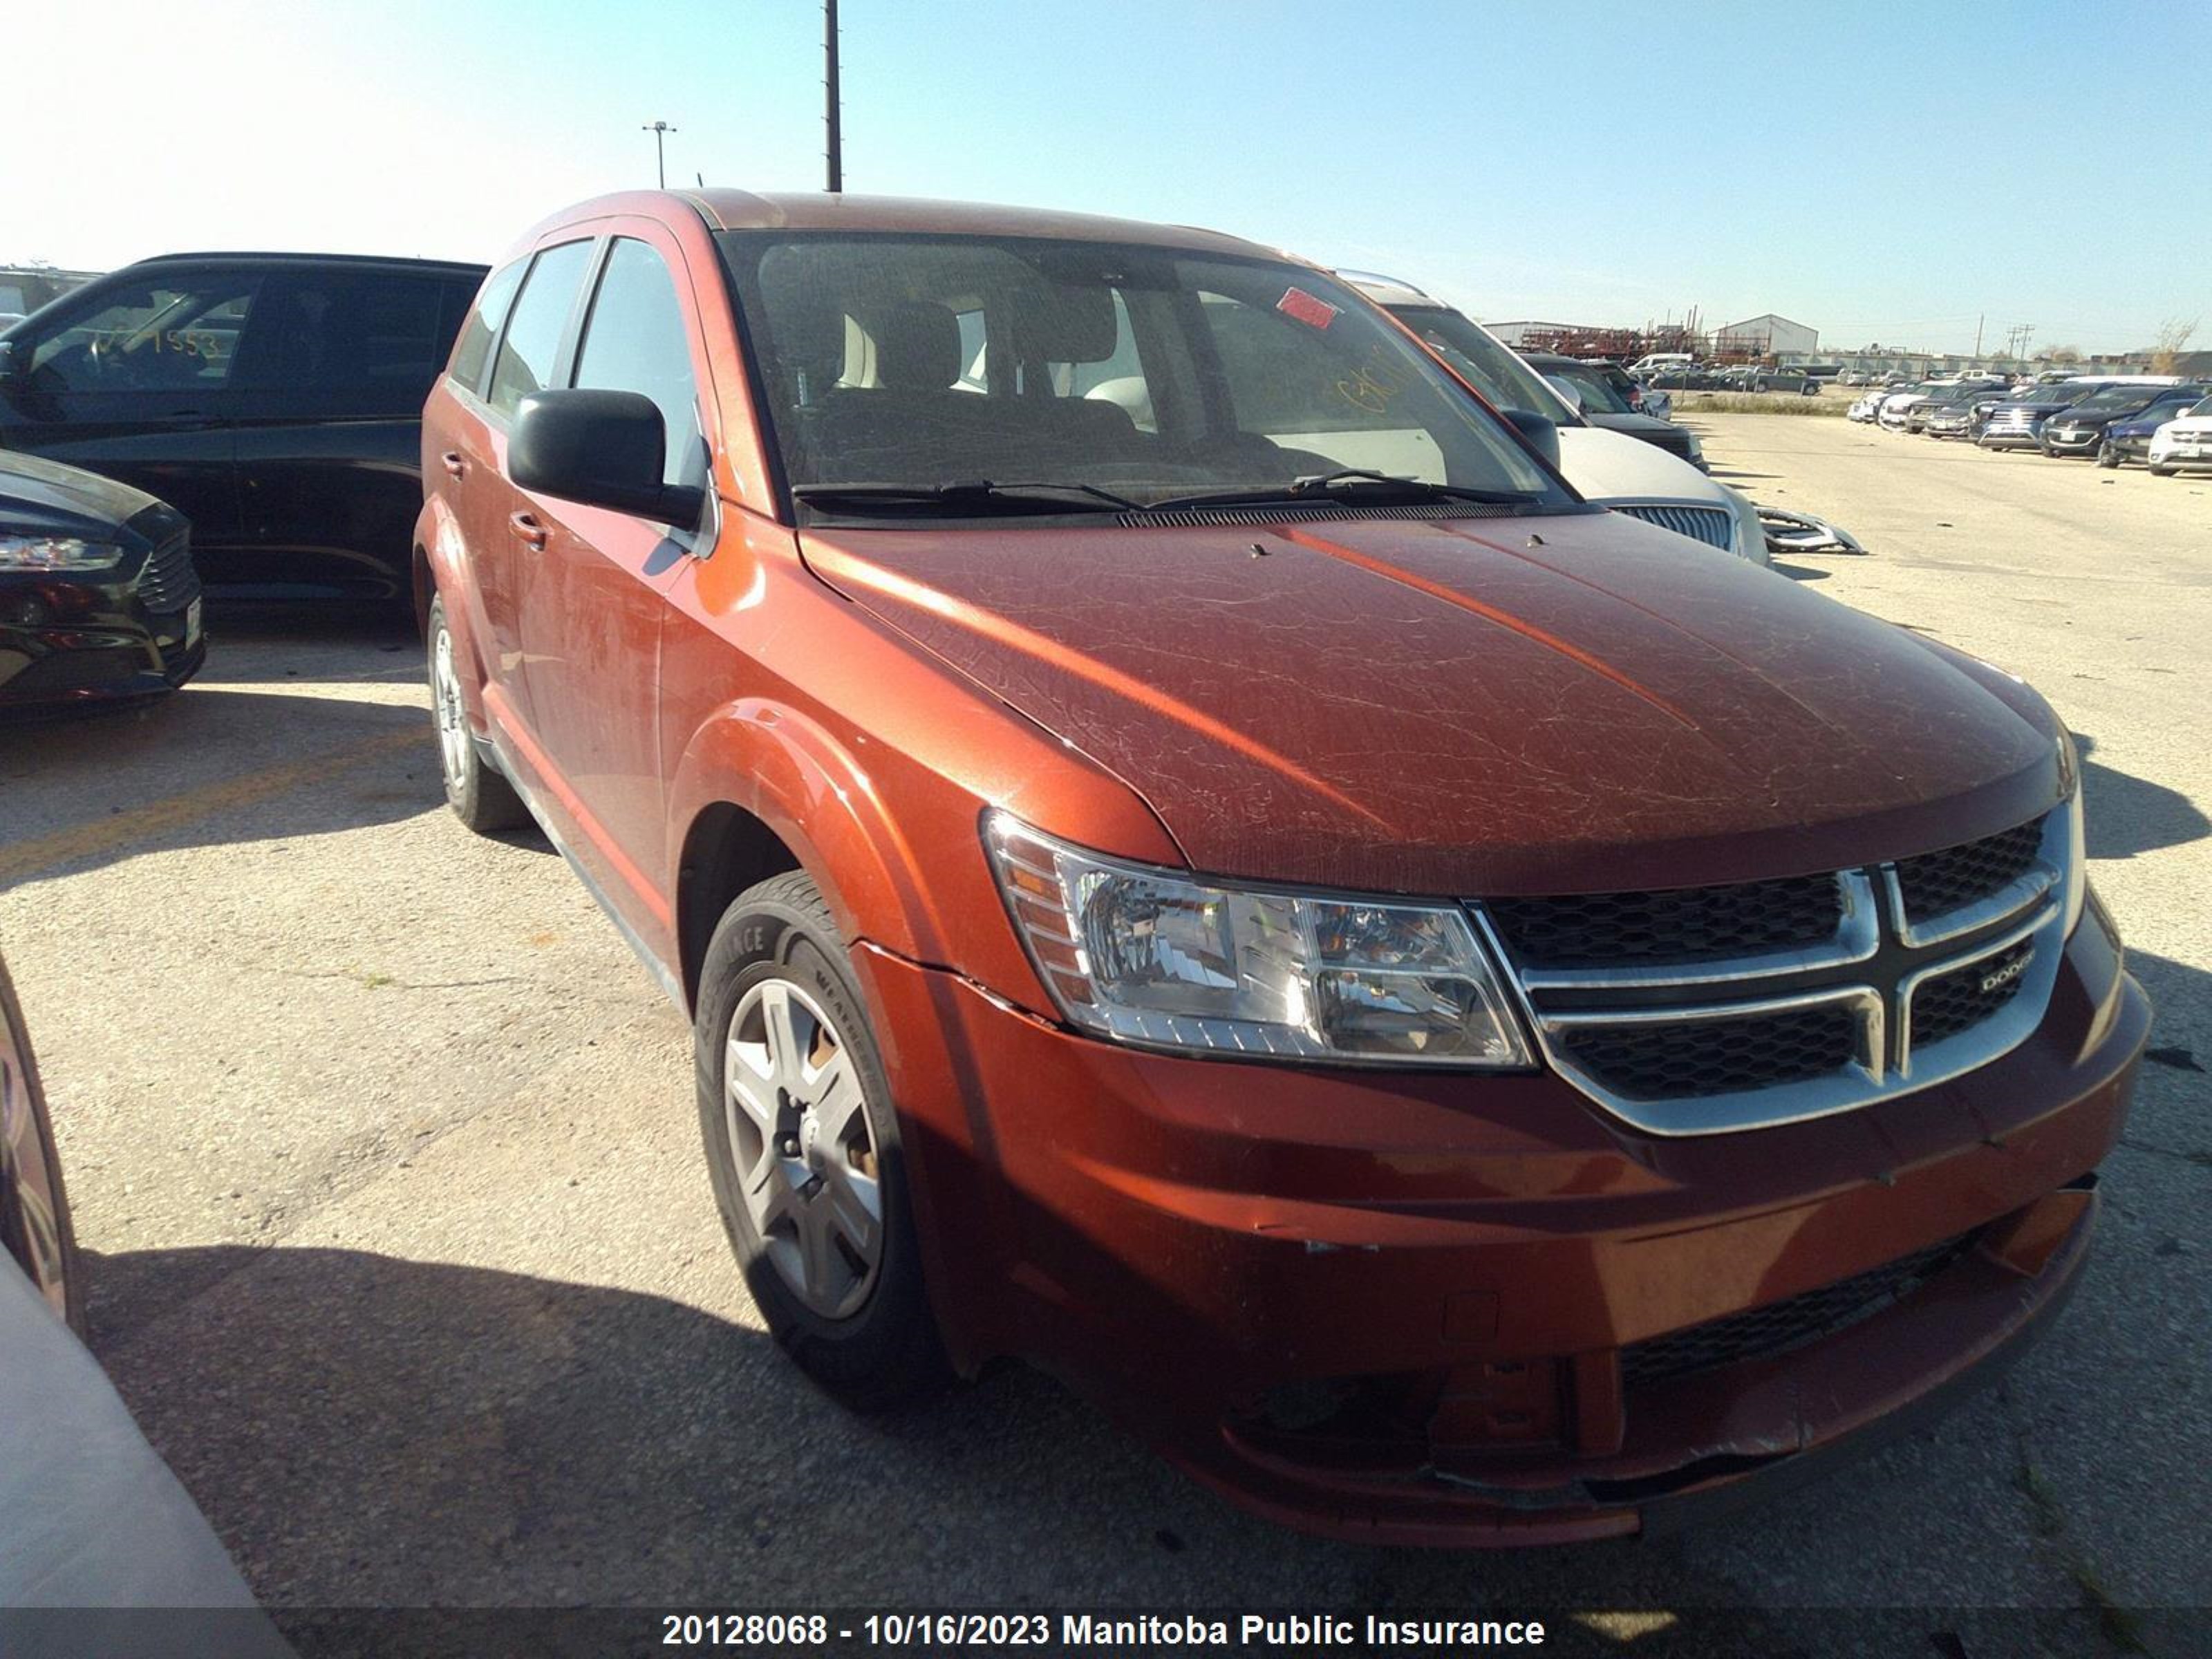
<box><xmin>724</xmin><ymin>977</ymin><xmax>884</xmax><ymax>1319</ymax></box>
<box><xmin>431</xmin><ymin>624</ymin><xmax>470</xmax><ymax>787</ymax></box>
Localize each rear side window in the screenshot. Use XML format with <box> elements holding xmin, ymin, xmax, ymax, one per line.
<box><xmin>572</xmin><ymin>239</ymin><xmax>702</xmax><ymax>486</ymax></box>
<box><xmin>488</xmin><ymin>241</ymin><xmax>593</xmax><ymax>416</ymax></box>
<box><xmin>25</xmin><ymin>274</ymin><xmax>261</xmax><ymax>393</ymax></box>
<box><xmin>241</xmin><ymin>270</ymin><xmax>458</xmax><ymax>409</ymax></box>
<box><xmin>449</xmin><ymin>261</ymin><xmax>525</xmax><ymax>394</ymax></box>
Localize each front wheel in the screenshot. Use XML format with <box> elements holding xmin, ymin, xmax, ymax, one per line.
<box><xmin>2097</xmin><ymin>444</ymin><xmax>2121</xmax><ymax>469</ymax></box>
<box><xmin>426</xmin><ymin>593</ymin><xmax>529</xmax><ymax>832</ymax></box>
<box><xmin>695</xmin><ymin>872</ymin><xmax>948</xmax><ymax>1411</ymax></box>
<box><xmin>2149</xmin><ymin>462</ymin><xmax>2176</xmax><ymax>477</ymax></box>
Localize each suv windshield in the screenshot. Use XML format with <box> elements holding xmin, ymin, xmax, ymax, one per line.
<box><xmin>1375</xmin><ymin>303</ymin><xmax>1573</xmax><ymax>423</ymax></box>
<box><xmin>717</xmin><ymin>234</ymin><xmax>1566</xmax><ymax>514</ymax></box>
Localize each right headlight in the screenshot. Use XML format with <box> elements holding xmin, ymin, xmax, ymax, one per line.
<box><xmin>984</xmin><ymin>812</ymin><xmax>1533</xmax><ymax>1068</ymax></box>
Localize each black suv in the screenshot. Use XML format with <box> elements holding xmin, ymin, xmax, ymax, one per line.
<box><xmin>0</xmin><ymin>252</ymin><xmax>487</xmax><ymax>602</ymax></box>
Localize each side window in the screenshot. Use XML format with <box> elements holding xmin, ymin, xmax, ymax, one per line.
<box><xmin>571</xmin><ymin>238</ymin><xmax>702</xmax><ymax>487</ymax></box>
<box><xmin>238</xmin><ymin>270</ymin><xmax>454</xmax><ymax>409</ymax></box>
<box><xmin>487</xmin><ymin>241</ymin><xmax>594</xmax><ymax>417</ymax></box>
<box><xmin>25</xmin><ymin>274</ymin><xmax>260</xmax><ymax>393</ymax></box>
<box><xmin>449</xmin><ymin>262</ymin><xmax>525</xmax><ymax>394</ymax></box>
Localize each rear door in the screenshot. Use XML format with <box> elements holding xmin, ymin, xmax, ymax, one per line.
<box><xmin>514</xmin><ymin>229</ymin><xmax>713</xmax><ymax>915</ymax></box>
<box><xmin>0</xmin><ymin>266</ymin><xmax>255</xmax><ymax>555</ymax></box>
<box><xmin>227</xmin><ymin>264</ymin><xmax>476</xmax><ymax>598</ymax></box>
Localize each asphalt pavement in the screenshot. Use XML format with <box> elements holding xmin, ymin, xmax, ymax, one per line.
<box><xmin>1</xmin><ymin>420</ymin><xmax>2205</xmax><ymax>1653</ymax></box>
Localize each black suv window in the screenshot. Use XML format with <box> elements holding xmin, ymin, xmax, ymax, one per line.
<box><xmin>451</xmin><ymin>261</ymin><xmax>526</xmax><ymax>395</ymax></box>
<box><xmin>24</xmin><ymin>274</ymin><xmax>261</xmax><ymax>394</ymax></box>
<box><xmin>489</xmin><ymin>241</ymin><xmax>593</xmax><ymax>416</ymax></box>
<box><xmin>238</xmin><ymin>269</ymin><xmax>464</xmax><ymax>412</ymax></box>
<box><xmin>572</xmin><ymin>239</ymin><xmax>702</xmax><ymax>486</ymax></box>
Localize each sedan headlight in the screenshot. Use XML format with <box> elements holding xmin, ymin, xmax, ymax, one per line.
<box><xmin>0</xmin><ymin>534</ymin><xmax>125</xmax><ymax>573</ymax></box>
<box><xmin>984</xmin><ymin>813</ymin><xmax>1533</xmax><ymax>1067</ymax></box>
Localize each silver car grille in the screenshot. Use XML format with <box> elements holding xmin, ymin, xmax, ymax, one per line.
<box><xmin>1614</xmin><ymin>502</ymin><xmax>1734</xmax><ymax>552</ymax></box>
<box><xmin>1472</xmin><ymin>810</ymin><xmax>2072</xmax><ymax>1135</ymax></box>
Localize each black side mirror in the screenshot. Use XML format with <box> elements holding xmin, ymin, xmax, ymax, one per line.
<box><xmin>509</xmin><ymin>388</ymin><xmax>704</xmax><ymax>528</ymax></box>
<box><xmin>1502</xmin><ymin>407</ymin><xmax>1561</xmax><ymax>468</ymax></box>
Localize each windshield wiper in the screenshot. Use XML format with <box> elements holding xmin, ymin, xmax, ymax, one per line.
<box><xmin>791</xmin><ymin>479</ymin><xmax>1141</xmax><ymax>514</ymax></box>
<box><xmin>1149</xmin><ymin>469</ymin><xmax>1541</xmax><ymax>511</ymax></box>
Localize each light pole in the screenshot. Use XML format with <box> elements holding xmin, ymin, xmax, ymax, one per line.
<box><xmin>824</xmin><ymin>0</ymin><xmax>843</xmax><ymax>192</ymax></box>
<box><xmin>641</xmin><ymin>120</ymin><xmax>676</xmax><ymax>189</ymax></box>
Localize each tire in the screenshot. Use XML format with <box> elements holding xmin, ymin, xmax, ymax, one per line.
<box><xmin>426</xmin><ymin>592</ymin><xmax>530</xmax><ymax>832</ymax></box>
<box><xmin>694</xmin><ymin>871</ymin><xmax>948</xmax><ymax>1410</ymax></box>
<box><xmin>2097</xmin><ymin>444</ymin><xmax>2120</xmax><ymax>469</ymax></box>
<box><xmin>2150</xmin><ymin>462</ymin><xmax>2175</xmax><ymax>477</ymax></box>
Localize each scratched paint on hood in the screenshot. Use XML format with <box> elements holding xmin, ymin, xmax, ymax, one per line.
<box><xmin>800</xmin><ymin>511</ymin><xmax>2059</xmax><ymax>895</ymax></box>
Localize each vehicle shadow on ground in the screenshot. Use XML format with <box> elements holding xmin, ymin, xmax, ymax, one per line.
<box><xmin>2074</xmin><ymin>733</ymin><xmax>2209</xmax><ymax>860</ymax></box>
<box><xmin>1770</xmin><ymin>560</ymin><xmax>1831</xmax><ymax>582</ymax></box>
<box><xmin>0</xmin><ymin>689</ymin><xmax>441</xmax><ymax>890</ymax></box>
<box><xmin>86</xmin><ymin>1241</ymin><xmax>1860</xmax><ymax>1656</ymax></box>
<box><xmin>197</xmin><ymin>603</ymin><xmax>423</xmax><ymax>687</ymax></box>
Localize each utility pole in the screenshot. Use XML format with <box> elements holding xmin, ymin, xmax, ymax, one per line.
<box><xmin>641</xmin><ymin>120</ymin><xmax>676</xmax><ymax>189</ymax></box>
<box><xmin>1974</xmin><ymin>314</ymin><xmax>1984</xmax><ymax>358</ymax></box>
<box><xmin>824</xmin><ymin>0</ymin><xmax>843</xmax><ymax>193</ymax></box>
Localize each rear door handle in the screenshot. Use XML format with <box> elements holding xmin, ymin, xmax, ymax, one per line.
<box><xmin>508</xmin><ymin>511</ymin><xmax>548</xmax><ymax>550</ymax></box>
<box><xmin>441</xmin><ymin>451</ymin><xmax>467</xmax><ymax>478</ymax></box>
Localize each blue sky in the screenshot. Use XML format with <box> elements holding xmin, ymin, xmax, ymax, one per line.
<box><xmin>14</xmin><ymin>1</ymin><xmax>2208</xmax><ymax>353</ymax></box>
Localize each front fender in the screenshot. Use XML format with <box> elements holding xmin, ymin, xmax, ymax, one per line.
<box><xmin>664</xmin><ymin>700</ymin><xmax>948</xmax><ymax>976</ymax></box>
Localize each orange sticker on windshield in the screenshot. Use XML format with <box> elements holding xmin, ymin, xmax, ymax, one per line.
<box><xmin>1277</xmin><ymin>287</ymin><xmax>1340</xmax><ymax>330</ymax></box>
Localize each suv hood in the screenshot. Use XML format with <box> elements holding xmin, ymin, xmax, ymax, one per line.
<box><xmin>802</xmin><ymin>513</ymin><xmax>2061</xmax><ymax>894</ymax></box>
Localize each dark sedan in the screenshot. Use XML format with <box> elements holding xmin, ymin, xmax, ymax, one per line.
<box><xmin>2041</xmin><ymin>383</ymin><xmax>2211</xmax><ymax>460</ymax></box>
<box><xmin>2108</xmin><ymin>392</ymin><xmax>2212</xmax><ymax>468</ymax></box>
<box><xmin>1523</xmin><ymin>353</ymin><xmax>1707</xmax><ymax>467</ymax></box>
<box><xmin>1978</xmin><ymin>379</ymin><xmax>2112</xmax><ymax>450</ymax></box>
<box><xmin>0</xmin><ymin>451</ymin><xmax>203</xmax><ymax>712</ymax></box>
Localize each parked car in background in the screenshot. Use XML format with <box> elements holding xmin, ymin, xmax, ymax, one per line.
<box><xmin>1907</xmin><ymin>382</ymin><xmax>1990</xmax><ymax>437</ymax></box>
<box><xmin>1847</xmin><ymin>391</ymin><xmax>1882</xmax><ymax>422</ymax></box>
<box><xmin>2099</xmin><ymin>390</ymin><xmax>2209</xmax><ymax>467</ymax></box>
<box><xmin>416</xmin><ymin>189</ymin><xmax>2147</xmax><ymax>1545</ymax></box>
<box><xmin>1518</xmin><ymin>351</ymin><xmax>1707</xmax><ymax>469</ymax></box>
<box><xmin>1342</xmin><ymin>281</ymin><xmax>1761</xmax><ymax>558</ymax></box>
<box><xmin>2041</xmin><ymin>381</ymin><xmax>2206</xmax><ymax>459</ymax></box>
<box><xmin>1751</xmin><ymin>366</ymin><xmax>1819</xmax><ymax>394</ymax></box>
<box><xmin>2146</xmin><ymin>396</ymin><xmax>2212</xmax><ymax>476</ymax></box>
<box><xmin>1978</xmin><ymin>379</ymin><xmax>2110</xmax><ymax>450</ymax></box>
<box><xmin>0</xmin><ymin>251</ymin><xmax>487</xmax><ymax>603</ymax></box>
<box><xmin>0</xmin><ymin>451</ymin><xmax>203</xmax><ymax>711</ymax></box>
<box><xmin>1877</xmin><ymin>384</ymin><xmax>1937</xmax><ymax>429</ymax></box>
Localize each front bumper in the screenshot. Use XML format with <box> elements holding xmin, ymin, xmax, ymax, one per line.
<box><xmin>1978</xmin><ymin>422</ymin><xmax>2045</xmax><ymax>449</ymax></box>
<box><xmin>2042</xmin><ymin>427</ymin><xmax>2103</xmax><ymax>456</ymax></box>
<box><xmin>860</xmin><ymin>901</ymin><xmax>2148</xmax><ymax>1546</ymax></box>
<box><xmin>0</xmin><ymin>581</ymin><xmax>203</xmax><ymax>713</ymax></box>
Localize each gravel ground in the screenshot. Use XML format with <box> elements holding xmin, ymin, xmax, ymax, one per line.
<box><xmin>1</xmin><ymin>419</ymin><xmax>2205</xmax><ymax>1653</ymax></box>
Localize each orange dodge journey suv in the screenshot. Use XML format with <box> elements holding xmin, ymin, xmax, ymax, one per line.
<box><xmin>415</xmin><ymin>190</ymin><xmax>2148</xmax><ymax>1546</ymax></box>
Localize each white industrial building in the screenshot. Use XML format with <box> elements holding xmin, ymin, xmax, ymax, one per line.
<box><xmin>1717</xmin><ymin>313</ymin><xmax>1819</xmax><ymax>357</ymax></box>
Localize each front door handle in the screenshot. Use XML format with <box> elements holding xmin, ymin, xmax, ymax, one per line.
<box><xmin>508</xmin><ymin>510</ymin><xmax>548</xmax><ymax>550</ymax></box>
<box><xmin>441</xmin><ymin>450</ymin><xmax>467</xmax><ymax>478</ymax></box>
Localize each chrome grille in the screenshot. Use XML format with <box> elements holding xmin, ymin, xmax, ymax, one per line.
<box><xmin>136</xmin><ymin>530</ymin><xmax>200</xmax><ymax>615</ymax></box>
<box><xmin>1896</xmin><ymin>818</ymin><xmax>2044</xmax><ymax>924</ymax></box>
<box><xmin>1487</xmin><ymin>876</ymin><xmax>1839</xmax><ymax>968</ymax></box>
<box><xmin>1615</xmin><ymin>502</ymin><xmax>1734</xmax><ymax>552</ymax></box>
<box><xmin>1474</xmin><ymin>811</ymin><xmax>2072</xmax><ymax>1135</ymax></box>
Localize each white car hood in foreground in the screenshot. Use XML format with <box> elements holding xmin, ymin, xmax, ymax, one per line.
<box><xmin>0</xmin><ymin>1260</ymin><xmax>291</xmax><ymax>1656</ymax></box>
<box><xmin>1556</xmin><ymin>424</ymin><xmax>1767</xmax><ymax>563</ymax></box>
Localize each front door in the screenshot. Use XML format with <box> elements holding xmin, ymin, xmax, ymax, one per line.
<box><xmin>514</xmin><ymin>232</ymin><xmax>714</xmax><ymax>934</ymax></box>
